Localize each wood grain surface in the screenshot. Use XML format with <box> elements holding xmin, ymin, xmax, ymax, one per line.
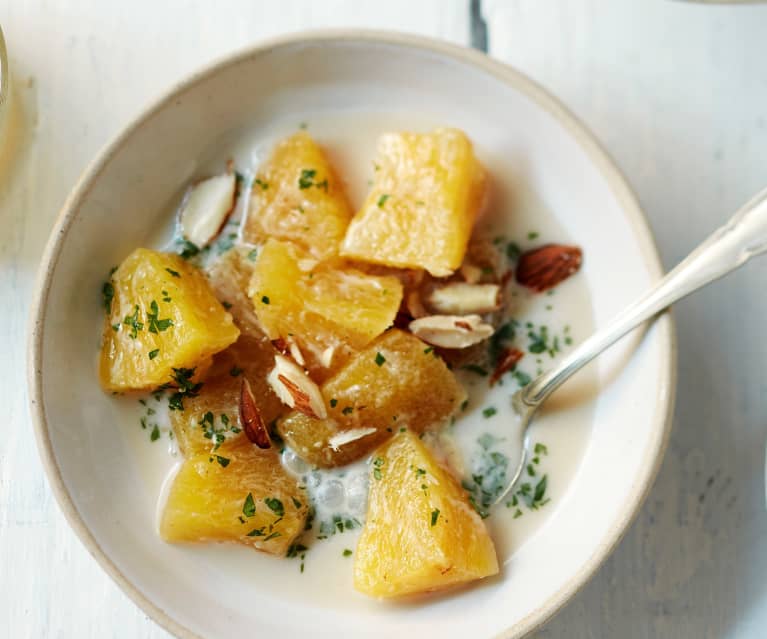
<box><xmin>1</xmin><ymin>1</ymin><xmax>765</xmax><ymax>637</ymax></box>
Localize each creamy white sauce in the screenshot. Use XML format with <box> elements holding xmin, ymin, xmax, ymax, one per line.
<box><xmin>119</xmin><ymin>111</ymin><xmax>597</xmax><ymax>603</ymax></box>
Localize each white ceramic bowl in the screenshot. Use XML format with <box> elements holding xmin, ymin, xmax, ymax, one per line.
<box><xmin>28</xmin><ymin>31</ymin><xmax>675</xmax><ymax>639</ymax></box>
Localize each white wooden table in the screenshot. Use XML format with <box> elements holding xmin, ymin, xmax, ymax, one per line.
<box><xmin>2</xmin><ymin>1</ymin><xmax>766</xmax><ymax>636</ymax></box>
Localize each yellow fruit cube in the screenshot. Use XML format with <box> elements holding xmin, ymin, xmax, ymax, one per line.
<box><xmin>170</xmin><ymin>335</ymin><xmax>285</xmax><ymax>456</ymax></box>
<box><xmin>160</xmin><ymin>445</ymin><xmax>308</xmax><ymax>556</ymax></box>
<box><xmin>277</xmin><ymin>330</ymin><xmax>466</xmax><ymax>468</ymax></box>
<box><xmin>249</xmin><ymin>239</ymin><xmax>403</xmax><ymax>373</ymax></box>
<box><xmin>206</xmin><ymin>245</ymin><xmax>265</xmax><ymax>340</ymax></box>
<box><xmin>341</xmin><ymin>128</ymin><xmax>486</xmax><ymax>277</ymax></box>
<box><xmin>354</xmin><ymin>431</ymin><xmax>498</xmax><ymax>597</ymax></box>
<box><xmin>242</xmin><ymin>132</ymin><xmax>352</xmax><ymax>259</ymax></box>
<box><xmin>99</xmin><ymin>248</ymin><xmax>239</xmax><ymax>392</ymax></box>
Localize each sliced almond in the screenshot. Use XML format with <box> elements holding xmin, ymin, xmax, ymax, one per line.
<box><xmin>409</xmin><ymin>314</ymin><xmax>494</xmax><ymax>349</ymax></box>
<box><xmin>179</xmin><ymin>173</ymin><xmax>237</xmax><ymax>248</ymax></box>
<box><xmin>319</xmin><ymin>346</ymin><xmax>335</xmax><ymax>369</ymax></box>
<box><xmin>239</xmin><ymin>378</ymin><xmax>271</xmax><ymax>449</ymax></box>
<box><xmin>516</xmin><ymin>244</ymin><xmax>582</xmax><ymax>292</ymax></box>
<box><xmin>490</xmin><ymin>347</ymin><xmax>525</xmax><ymax>386</ymax></box>
<box><xmin>327</xmin><ymin>427</ymin><xmax>377</xmax><ymax>451</ymax></box>
<box><xmin>287</xmin><ymin>337</ymin><xmax>306</xmax><ymax>366</ymax></box>
<box><xmin>267</xmin><ymin>354</ymin><xmax>327</xmax><ymax>419</ymax></box>
<box><xmin>427</xmin><ymin>282</ymin><xmax>501</xmax><ymax>315</ymax></box>
<box><xmin>459</xmin><ymin>262</ymin><xmax>483</xmax><ymax>284</ymax></box>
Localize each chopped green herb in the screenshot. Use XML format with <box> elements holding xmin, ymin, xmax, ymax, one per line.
<box><xmin>342</xmin><ymin>406</ymin><xmax>354</xmax><ymax>415</ymax></box>
<box><xmin>123</xmin><ymin>305</ymin><xmax>144</xmax><ymax>338</ymax></box>
<box><xmin>111</xmin><ymin>323</ymin><xmax>120</xmax><ymax>331</ymax></box>
<box><xmin>298</xmin><ymin>168</ymin><xmax>317</xmax><ymax>189</ymax></box>
<box><xmin>423</xmin><ymin>346</ymin><xmax>434</xmax><ymax>355</ymax></box>
<box><xmin>513</xmin><ymin>508</ymin><xmax>523</xmax><ymax>519</ymax></box>
<box><xmin>221</xmin><ymin>301</ymin><xmax>232</xmax><ymax>310</ymax></box>
<box><xmin>229</xmin><ymin>366</ymin><xmax>244</xmax><ymax>377</ymax></box>
<box><xmin>291</xmin><ymin>496</ymin><xmax>302</xmax><ymax>509</ymax></box>
<box><xmin>254</xmin><ymin>178</ymin><xmax>269</xmax><ymax>190</ymax></box>
<box><xmin>534</xmin><ymin>442</ymin><xmax>548</xmax><ymax>455</ymax></box>
<box><xmin>247</xmin><ymin>248</ymin><xmax>259</xmax><ymax>261</ymax></box>
<box><xmin>526</xmin><ymin>463</ymin><xmax>536</xmax><ymax>477</ymax></box>
<box><xmin>513</xmin><ymin>370</ymin><xmax>532</xmax><ymax>387</ymax></box>
<box><xmin>430</xmin><ymin>508</ymin><xmax>440</xmax><ymax>526</ymax></box>
<box><xmin>148</xmin><ymin>348</ymin><xmax>160</xmax><ymax>360</ymax></box>
<box><xmin>243</xmin><ymin>493</ymin><xmax>256</xmax><ymax>518</ymax></box>
<box><xmin>150</xmin><ymin>425</ymin><xmax>160</xmax><ymax>442</ymax></box>
<box><xmin>264</xmin><ymin>497</ymin><xmax>285</xmax><ymax>517</ymax></box>
<box><xmin>482</xmin><ymin>406</ymin><xmax>497</xmax><ymax>418</ymax></box>
<box><xmin>263</xmin><ymin>531</ymin><xmax>282</xmax><ymax>542</ymax></box>
<box><xmin>147</xmin><ymin>300</ymin><xmax>173</xmax><ymax>334</ymax></box>
<box><xmin>216</xmin><ymin>456</ymin><xmax>230</xmax><ymax>468</ymax></box>
<box><xmin>178</xmin><ymin>239</ymin><xmax>200</xmax><ymax>259</ymax></box>
<box><xmin>462</xmin><ymin>364</ymin><xmax>488</xmax><ymax>376</ymax></box>
<box><xmin>342</xmin><ymin>549</ymin><xmax>353</xmax><ymax>557</ymax></box>
<box><xmin>373</xmin><ymin>456</ymin><xmax>385</xmax><ymax>480</ymax></box>
<box><xmin>329</xmin><ymin>398</ymin><xmax>338</xmax><ymax>408</ymax></box>
<box><xmin>460</xmin><ymin>399</ymin><xmax>469</xmax><ymax>412</ymax></box>
<box><xmin>506</xmin><ymin>242</ymin><xmax>521</xmax><ymax>261</ymax></box>
<box><xmin>247</xmin><ymin>527</ymin><xmax>265</xmax><ymax>537</ymax></box>
<box><xmin>527</xmin><ymin>231</ymin><xmax>539</xmax><ymax>241</ymax></box>
<box><xmin>377</xmin><ymin>194</ymin><xmax>390</xmax><ymax>208</ymax></box>
<box><xmin>162</xmin><ymin>290</ymin><xmax>172</xmax><ymax>303</ymax></box>
<box><xmin>165</xmin><ymin>268</ymin><xmax>180</xmax><ymax>278</ymax></box>
<box><xmin>261</xmin><ymin>295</ymin><xmax>270</xmax><ymax>305</ymax></box>
<box><xmin>375</xmin><ymin>352</ymin><xmax>386</xmax><ymax>366</ymax></box>
<box><xmin>168</xmin><ymin>367</ymin><xmax>202</xmax><ymax>412</ymax></box>
<box><xmin>102</xmin><ymin>281</ymin><xmax>115</xmax><ymax>314</ymax></box>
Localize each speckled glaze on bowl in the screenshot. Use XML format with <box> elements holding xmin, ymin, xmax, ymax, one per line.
<box><xmin>28</xmin><ymin>30</ymin><xmax>675</xmax><ymax>639</ymax></box>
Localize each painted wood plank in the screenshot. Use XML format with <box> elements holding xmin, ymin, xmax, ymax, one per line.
<box><xmin>482</xmin><ymin>1</ymin><xmax>767</xmax><ymax>637</ymax></box>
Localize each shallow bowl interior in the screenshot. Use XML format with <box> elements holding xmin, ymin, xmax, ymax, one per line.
<box><xmin>29</xmin><ymin>32</ymin><xmax>674</xmax><ymax>639</ymax></box>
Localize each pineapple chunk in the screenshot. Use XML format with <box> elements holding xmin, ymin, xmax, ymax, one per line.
<box><xmin>249</xmin><ymin>239</ymin><xmax>403</xmax><ymax>376</ymax></box>
<box><xmin>243</xmin><ymin>132</ymin><xmax>352</xmax><ymax>259</ymax></box>
<box><xmin>354</xmin><ymin>431</ymin><xmax>498</xmax><ymax>597</ymax></box>
<box><xmin>277</xmin><ymin>330</ymin><xmax>466</xmax><ymax>468</ymax></box>
<box><xmin>99</xmin><ymin>248</ymin><xmax>239</xmax><ymax>392</ymax></box>
<box><xmin>170</xmin><ymin>335</ymin><xmax>285</xmax><ymax>456</ymax></box>
<box><xmin>160</xmin><ymin>445</ymin><xmax>308</xmax><ymax>556</ymax></box>
<box><xmin>206</xmin><ymin>246</ymin><xmax>264</xmax><ymax>339</ymax></box>
<box><xmin>341</xmin><ymin>128</ymin><xmax>486</xmax><ymax>277</ymax></box>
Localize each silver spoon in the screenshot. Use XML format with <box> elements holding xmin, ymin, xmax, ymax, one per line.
<box><xmin>497</xmin><ymin>186</ymin><xmax>767</xmax><ymax>503</ymax></box>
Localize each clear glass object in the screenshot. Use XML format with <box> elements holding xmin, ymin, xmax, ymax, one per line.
<box><xmin>0</xmin><ymin>25</ymin><xmax>8</xmax><ymax>146</ymax></box>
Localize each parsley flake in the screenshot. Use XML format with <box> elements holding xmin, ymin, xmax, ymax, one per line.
<box><xmin>264</xmin><ymin>497</ymin><xmax>285</xmax><ymax>517</ymax></box>
<box><xmin>148</xmin><ymin>348</ymin><xmax>160</xmax><ymax>360</ymax></box>
<box><xmin>243</xmin><ymin>493</ymin><xmax>256</xmax><ymax>518</ymax></box>
<box><xmin>375</xmin><ymin>352</ymin><xmax>386</xmax><ymax>366</ymax></box>
<box><xmin>430</xmin><ymin>508</ymin><xmax>440</xmax><ymax>526</ymax></box>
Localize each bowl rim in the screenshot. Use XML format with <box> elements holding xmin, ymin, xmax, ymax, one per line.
<box><xmin>26</xmin><ymin>29</ymin><xmax>676</xmax><ymax>639</ymax></box>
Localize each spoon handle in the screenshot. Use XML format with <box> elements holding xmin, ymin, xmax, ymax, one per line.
<box><xmin>519</xmin><ymin>187</ymin><xmax>767</xmax><ymax>408</ymax></box>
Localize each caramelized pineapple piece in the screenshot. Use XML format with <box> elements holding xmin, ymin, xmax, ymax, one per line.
<box><xmin>277</xmin><ymin>330</ymin><xmax>466</xmax><ymax>468</ymax></box>
<box><xmin>341</xmin><ymin>128</ymin><xmax>486</xmax><ymax>277</ymax></box>
<box><xmin>160</xmin><ymin>445</ymin><xmax>308</xmax><ymax>556</ymax></box>
<box><xmin>249</xmin><ymin>239</ymin><xmax>402</xmax><ymax>376</ymax></box>
<box><xmin>170</xmin><ymin>335</ymin><xmax>285</xmax><ymax>456</ymax></box>
<box><xmin>354</xmin><ymin>431</ymin><xmax>498</xmax><ymax>597</ymax></box>
<box><xmin>99</xmin><ymin>248</ymin><xmax>239</xmax><ymax>392</ymax></box>
<box><xmin>243</xmin><ymin>132</ymin><xmax>352</xmax><ymax>259</ymax></box>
